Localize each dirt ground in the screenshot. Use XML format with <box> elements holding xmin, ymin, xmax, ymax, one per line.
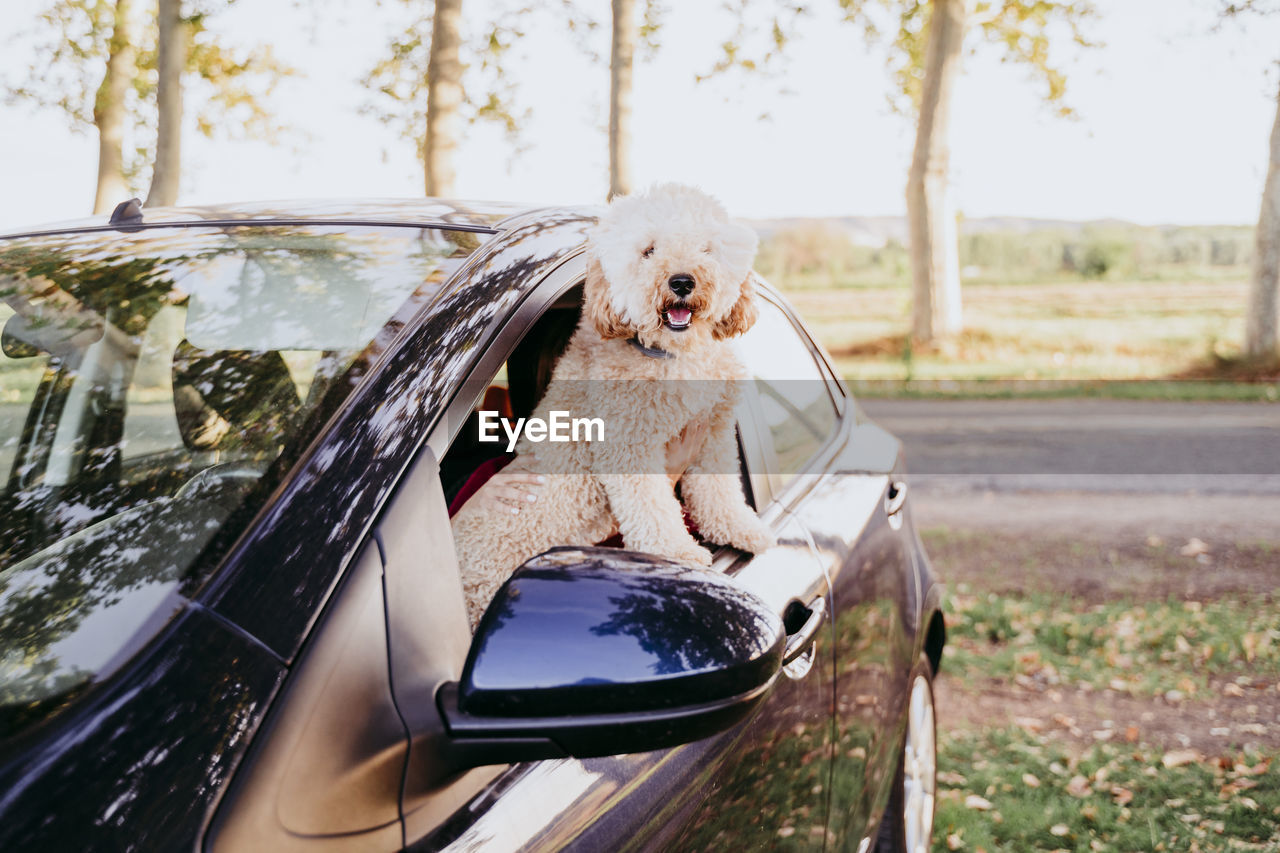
<box><xmin>934</xmin><ymin>676</ymin><xmax>1280</xmax><ymax>756</ymax></box>
<box><xmin>914</xmin><ymin>488</ymin><xmax>1280</xmax><ymax>756</ymax></box>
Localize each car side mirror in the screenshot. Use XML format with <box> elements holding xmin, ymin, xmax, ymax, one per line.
<box><xmin>436</xmin><ymin>547</ymin><xmax>785</xmax><ymax>769</ymax></box>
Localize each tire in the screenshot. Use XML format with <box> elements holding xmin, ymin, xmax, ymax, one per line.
<box><xmin>874</xmin><ymin>655</ymin><xmax>937</xmax><ymax>853</ymax></box>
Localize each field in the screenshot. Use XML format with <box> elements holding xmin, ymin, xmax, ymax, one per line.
<box><xmin>779</xmin><ymin>279</ymin><xmax>1278</xmax><ymax>400</ymax></box>
<box><xmin>756</xmin><ymin>221</ymin><xmax>1279</xmax><ymax>400</ymax></box>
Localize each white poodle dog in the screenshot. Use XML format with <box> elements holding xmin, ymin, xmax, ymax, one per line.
<box><xmin>451</xmin><ymin>183</ymin><xmax>777</xmax><ymax>627</ymax></box>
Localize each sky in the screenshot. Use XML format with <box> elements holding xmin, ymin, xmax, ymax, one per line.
<box><xmin>0</xmin><ymin>0</ymin><xmax>1278</xmax><ymax>232</ymax></box>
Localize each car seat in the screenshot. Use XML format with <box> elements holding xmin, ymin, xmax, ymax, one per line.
<box><xmin>171</xmin><ymin>340</ymin><xmax>302</xmax><ymax>506</ymax></box>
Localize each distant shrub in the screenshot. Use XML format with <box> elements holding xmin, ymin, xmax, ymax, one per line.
<box><xmin>1079</xmin><ymin>237</ymin><xmax>1130</xmax><ymax>279</ymax></box>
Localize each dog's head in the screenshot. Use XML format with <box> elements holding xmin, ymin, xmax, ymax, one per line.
<box><xmin>584</xmin><ymin>183</ymin><xmax>759</xmax><ymax>350</ymax></box>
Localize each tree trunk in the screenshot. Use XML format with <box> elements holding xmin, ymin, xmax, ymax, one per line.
<box><xmin>93</xmin><ymin>0</ymin><xmax>136</xmax><ymax>214</ymax></box>
<box><xmin>424</xmin><ymin>0</ymin><xmax>463</xmax><ymax>197</ymax></box>
<box><xmin>146</xmin><ymin>0</ymin><xmax>184</xmax><ymax>208</ymax></box>
<box><xmin>1245</xmin><ymin>80</ymin><xmax>1280</xmax><ymax>359</ymax></box>
<box><xmin>906</xmin><ymin>0</ymin><xmax>969</xmax><ymax>343</ymax></box>
<box><xmin>608</xmin><ymin>0</ymin><xmax>635</xmax><ymax>200</ymax></box>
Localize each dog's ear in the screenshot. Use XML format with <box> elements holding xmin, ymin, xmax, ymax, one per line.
<box><xmin>583</xmin><ymin>256</ymin><xmax>632</xmax><ymax>340</ymax></box>
<box><xmin>714</xmin><ymin>274</ymin><xmax>760</xmax><ymax>340</ymax></box>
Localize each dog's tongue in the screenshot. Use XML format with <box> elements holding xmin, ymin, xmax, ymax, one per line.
<box><xmin>666</xmin><ymin>307</ymin><xmax>692</xmax><ymax>327</ymax></box>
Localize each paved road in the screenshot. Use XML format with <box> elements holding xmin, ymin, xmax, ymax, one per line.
<box><xmin>859</xmin><ymin>398</ymin><xmax>1280</xmax><ymax>495</ymax></box>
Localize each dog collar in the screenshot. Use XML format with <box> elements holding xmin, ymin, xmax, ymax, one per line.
<box><xmin>626</xmin><ymin>336</ymin><xmax>675</xmax><ymax>359</ymax></box>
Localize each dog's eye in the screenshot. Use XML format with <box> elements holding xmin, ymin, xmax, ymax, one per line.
<box><xmin>642</xmin><ymin>244</ymin><xmax>654</xmax><ymax>258</ymax></box>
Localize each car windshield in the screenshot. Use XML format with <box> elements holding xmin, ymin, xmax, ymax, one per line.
<box><xmin>0</xmin><ymin>222</ymin><xmax>482</xmax><ymax>739</ymax></box>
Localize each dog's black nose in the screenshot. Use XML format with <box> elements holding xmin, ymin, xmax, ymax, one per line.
<box><xmin>668</xmin><ymin>274</ymin><xmax>695</xmax><ymax>297</ymax></box>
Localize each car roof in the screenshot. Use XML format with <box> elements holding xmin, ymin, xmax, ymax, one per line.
<box><xmin>0</xmin><ymin>197</ymin><xmax>602</xmax><ymax>239</ymax></box>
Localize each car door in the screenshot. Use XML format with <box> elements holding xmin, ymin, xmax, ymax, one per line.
<box><xmin>369</xmin><ymin>257</ymin><xmax>836</xmax><ymax>851</ymax></box>
<box><xmin>739</xmin><ymin>291</ymin><xmax>920</xmax><ymax>851</ymax></box>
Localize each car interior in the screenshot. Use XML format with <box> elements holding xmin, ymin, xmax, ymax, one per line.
<box><xmin>0</xmin><ymin>229</ymin><xmax>442</xmax><ymax>739</ymax></box>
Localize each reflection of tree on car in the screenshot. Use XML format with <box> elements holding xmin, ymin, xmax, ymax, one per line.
<box><xmin>0</xmin><ymin>224</ymin><xmax>471</xmax><ymax>739</ymax></box>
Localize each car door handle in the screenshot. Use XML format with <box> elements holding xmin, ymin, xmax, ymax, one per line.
<box><xmin>782</xmin><ymin>596</ymin><xmax>827</xmax><ymax>666</ymax></box>
<box><xmin>885</xmin><ymin>481</ymin><xmax>907</xmax><ymax>517</ymax></box>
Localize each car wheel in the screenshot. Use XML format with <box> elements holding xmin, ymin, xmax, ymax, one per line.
<box><xmin>875</xmin><ymin>655</ymin><xmax>937</xmax><ymax>853</ymax></box>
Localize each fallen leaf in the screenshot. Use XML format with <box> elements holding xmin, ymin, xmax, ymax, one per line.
<box><xmin>1163</xmin><ymin>749</ymin><xmax>1202</xmax><ymax>768</ymax></box>
<box><xmin>947</xmin><ymin>832</ymin><xmax>965</xmax><ymax>850</ymax></box>
<box><xmin>965</xmin><ymin>795</ymin><xmax>993</xmax><ymax>811</ymax></box>
<box><xmin>1124</xmin><ymin>725</ymin><xmax>1140</xmax><ymax>743</ymax></box>
<box><xmin>1112</xmin><ymin>786</ymin><xmax>1134</xmax><ymax>806</ymax></box>
<box><xmin>1022</xmin><ymin>773</ymin><xmax>1041</xmax><ymax>788</ymax></box>
<box><xmin>1180</xmin><ymin>537</ymin><xmax>1210</xmax><ymax>557</ymax></box>
<box><xmin>1013</xmin><ymin>716</ymin><xmax>1044</xmax><ymax>733</ymax></box>
<box><xmin>1067</xmin><ymin>775</ymin><xmax>1092</xmax><ymax>797</ymax></box>
<box><xmin>776</xmin><ymin>826</ymin><xmax>796</xmax><ymax>838</ymax></box>
<box><xmin>1242</xmin><ymin>633</ymin><xmax>1261</xmax><ymax>662</ymax></box>
<box><xmin>1050</xmin><ymin>824</ymin><xmax>1070</xmax><ymax>837</ymax></box>
<box><xmin>1222</xmin><ymin>682</ymin><xmax>1245</xmax><ymax>698</ymax></box>
<box><xmin>1237</xmin><ymin>758</ymin><xmax>1272</xmax><ymax>776</ymax></box>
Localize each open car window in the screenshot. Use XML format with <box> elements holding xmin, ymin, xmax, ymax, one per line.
<box><xmin>0</xmin><ymin>224</ymin><xmax>479</xmax><ymax>740</ymax></box>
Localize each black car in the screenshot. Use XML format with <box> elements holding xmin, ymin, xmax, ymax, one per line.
<box><xmin>0</xmin><ymin>199</ymin><xmax>945</xmax><ymax>852</ymax></box>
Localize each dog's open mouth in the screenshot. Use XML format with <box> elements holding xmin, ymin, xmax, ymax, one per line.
<box><xmin>663</xmin><ymin>307</ymin><xmax>693</xmax><ymax>330</ymax></box>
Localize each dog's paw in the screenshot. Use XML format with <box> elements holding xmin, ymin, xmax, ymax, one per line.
<box><xmin>727</xmin><ymin>518</ymin><xmax>777</xmax><ymax>554</ymax></box>
<box><xmin>663</xmin><ymin>541</ymin><xmax>714</xmax><ymax>568</ymax></box>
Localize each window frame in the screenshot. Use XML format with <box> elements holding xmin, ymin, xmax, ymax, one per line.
<box><xmin>735</xmin><ymin>283</ymin><xmax>851</xmax><ymax>511</ymax></box>
<box><xmin>425</xmin><ymin>251</ymin><xmax>589</xmax><ymax>461</ymax></box>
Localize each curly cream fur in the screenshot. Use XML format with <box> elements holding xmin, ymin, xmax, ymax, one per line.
<box><xmin>451</xmin><ymin>184</ymin><xmax>777</xmax><ymax>628</ymax></box>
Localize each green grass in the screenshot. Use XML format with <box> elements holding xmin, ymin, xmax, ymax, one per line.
<box><xmin>942</xmin><ymin>587</ymin><xmax>1280</xmax><ymax>698</ymax></box>
<box><xmin>935</xmin><ymin>726</ymin><xmax>1280</xmax><ymax>851</ymax></box>
<box><xmin>931</xmin><ymin>580</ymin><xmax>1280</xmax><ymax>850</ymax></box>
